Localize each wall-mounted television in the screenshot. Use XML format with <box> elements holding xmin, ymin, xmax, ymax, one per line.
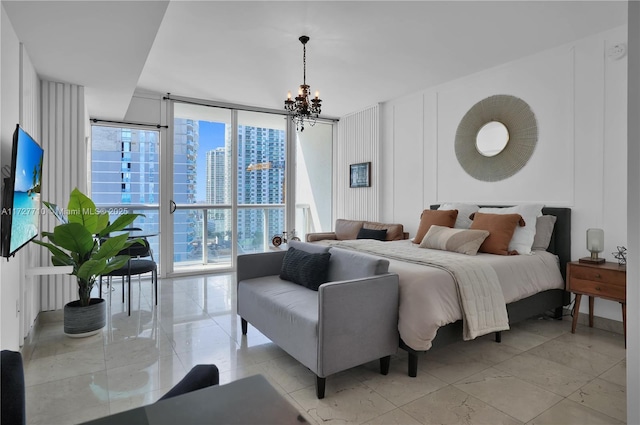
<box><xmin>1</xmin><ymin>125</ymin><xmax>44</xmax><ymax>258</ymax></box>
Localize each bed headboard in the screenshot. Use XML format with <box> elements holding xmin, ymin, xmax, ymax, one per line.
<box><xmin>429</xmin><ymin>205</ymin><xmax>572</xmax><ymax>283</ymax></box>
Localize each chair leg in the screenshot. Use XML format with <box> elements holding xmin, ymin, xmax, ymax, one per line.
<box><xmin>241</xmin><ymin>318</ymin><xmax>248</xmax><ymax>335</ymax></box>
<box><xmin>379</xmin><ymin>355</ymin><xmax>391</xmax><ymax>375</ymax></box>
<box><xmin>315</xmin><ymin>376</ymin><xmax>326</xmax><ymax>399</ymax></box>
<box><xmin>127</xmin><ymin>274</ymin><xmax>132</xmax><ymax>316</ymax></box>
<box><xmin>154</xmin><ymin>269</ymin><xmax>158</xmax><ymax>306</ymax></box>
<box><xmin>122</xmin><ymin>276</ymin><xmax>125</xmax><ymax>303</ymax></box>
<box><xmin>99</xmin><ymin>276</ymin><xmax>103</xmax><ymax>299</ymax></box>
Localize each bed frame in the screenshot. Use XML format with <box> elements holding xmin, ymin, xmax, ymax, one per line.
<box><xmin>399</xmin><ymin>206</ymin><xmax>572</xmax><ymax>377</ymax></box>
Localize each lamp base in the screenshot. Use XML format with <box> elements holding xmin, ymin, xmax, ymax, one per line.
<box><xmin>579</xmin><ymin>257</ymin><xmax>606</xmax><ymax>264</ymax></box>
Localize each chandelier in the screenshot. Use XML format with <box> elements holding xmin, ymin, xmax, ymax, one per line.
<box><xmin>284</xmin><ymin>35</ymin><xmax>322</xmax><ymax>132</ymax></box>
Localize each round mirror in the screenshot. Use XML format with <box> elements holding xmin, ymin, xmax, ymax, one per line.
<box><xmin>475</xmin><ymin>121</ymin><xmax>509</xmax><ymax>157</ymax></box>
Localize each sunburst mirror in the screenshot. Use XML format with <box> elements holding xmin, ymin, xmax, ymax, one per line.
<box><xmin>455</xmin><ymin>95</ymin><xmax>537</xmax><ymax>182</ymax></box>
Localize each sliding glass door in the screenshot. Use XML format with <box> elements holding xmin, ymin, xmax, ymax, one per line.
<box><xmin>172</xmin><ymin>104</ymin><xmax>233</xmax><ymax>272</ymax></box>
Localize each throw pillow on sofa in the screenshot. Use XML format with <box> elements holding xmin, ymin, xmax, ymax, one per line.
<box><xmin>280</xmin><ymin>247</ymin><xmax>332</xmax><ymax>290</ymax></box>
<box><xmin>356</xmin><ymin>228</ymin><xmax>387</xmax><ymax>241</ymax></box>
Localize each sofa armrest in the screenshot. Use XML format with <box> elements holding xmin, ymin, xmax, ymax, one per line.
<box><xmin>237</xmin><ymin>251</ymin><xmax>287</xmax><ymax>283</ymax></box>
<box><xmin>317</xmin><ymin>273</ymin><xmax>399</xmax><ymax>377</ymax></box>
<box><xmin>306</xmin><ymin>232</ymin><xmax>337</xmax><ymax>242</ymax></box>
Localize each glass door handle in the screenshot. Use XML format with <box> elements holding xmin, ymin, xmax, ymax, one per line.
<box><xmin>169</xmin><ymin>200</ymin><xmax>177</xmax><ymax>214</ymax></box>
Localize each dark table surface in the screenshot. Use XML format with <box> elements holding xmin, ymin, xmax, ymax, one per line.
<box><xmin>79</xmin><ymin>374</ymin><xmax>307</xmax><ymax>425</ymax></box>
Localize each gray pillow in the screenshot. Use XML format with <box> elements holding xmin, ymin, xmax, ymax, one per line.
<box><xmin>532</xmin><ymin>215</ymin><xmax>557</xmax><ymax>251</ymax></box>
<box><xmin>280</xmin><ymin>247</ymin><xmax>331</xmax><ymax>291</ymax></box>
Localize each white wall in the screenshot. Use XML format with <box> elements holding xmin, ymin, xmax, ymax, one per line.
<box><xmin>0</xmin><ymin>4</ymin><xmax>40</xmax><ymax>350</ymax></box>
<box><xmin>379</xmin><ymin>26</ymin><xmax>627</xmax><ymax>323</ymax></box>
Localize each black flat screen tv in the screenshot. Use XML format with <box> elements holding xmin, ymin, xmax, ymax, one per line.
<box><xmin>1</xmin><ymin>125</ymin><xmax>44</xmax><ymax>258</ymax></box>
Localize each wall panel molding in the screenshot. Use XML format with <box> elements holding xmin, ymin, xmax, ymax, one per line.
<box><xmin>39</xmin><ymin>80</ymin><xmax>86</xmax><ymax>311</ymax></box>
<box><xmin>335</xmin><ymin>105</ymin><xmax>379</xmax><ymax>222</ymax></box>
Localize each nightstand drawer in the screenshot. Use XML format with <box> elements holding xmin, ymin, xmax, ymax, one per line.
<box><xmin>570</xmin><ymin>267</ymin><xmax>625</xmax><ymax>286</ymax></box>
<box><xmin>569</xmin><ymin>277</ymin><xmax>626</xmax><ymax>300</ymax></box>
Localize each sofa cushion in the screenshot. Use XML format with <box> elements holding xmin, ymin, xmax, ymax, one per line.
<box><xmin>327</xmin><ymin>247</ymin><xmax>390</xmax><ymax>281</ymax></box>
<box><xmin>363</xmin><ymin>222</ymin><xmax>404</xmax><ymax>241</ymax></box>
<box><xmin>280</xmin><ymin>247</ymin><xmax>331</xmax><ymax>291</ymax></box>
<box><xmin>356</xmin><ymin>227</ymin><xmax>387</xmax><ymax>241</ymax></box>
<box><xmin>335</xmin><ymin>219</ymin><xmax>365</xmax><ymax>240</ymax></box>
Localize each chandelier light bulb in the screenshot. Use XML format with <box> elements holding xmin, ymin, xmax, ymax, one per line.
<box><xmin>315</xmin><ymin>91</ymin><xmax>319</xmax><ymax>99</ymax></box>
<box><xmin>287</xmin><ymin>91</ymin><xmax>292</xmax><ymax>100</ymax></box>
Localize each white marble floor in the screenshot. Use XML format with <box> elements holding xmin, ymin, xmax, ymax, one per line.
<box><xmin>20</xmin><ymin>274</ymin><xmax>627</xmax><ymax>425</ymax></box>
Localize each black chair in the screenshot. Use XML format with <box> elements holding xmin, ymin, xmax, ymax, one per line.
<box><xmin>100</xmin><ymin>237</ymin><xmax>157</xmax><ymax>316</ymax></box>
<box><xmin>158</xmin><ymin>364</ymin><xmax>219</xmax><ymax>401</ymax></box>
<box><xmin>1</xmin><ymin>350</ymin><xmax>26</xmax><ymax>425</ymax></box>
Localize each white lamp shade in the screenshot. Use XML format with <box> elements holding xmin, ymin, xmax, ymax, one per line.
<box><xmin>586</xmin><ymin>228</ymin><xmax>604</xmax><ymax>253</ymax></box>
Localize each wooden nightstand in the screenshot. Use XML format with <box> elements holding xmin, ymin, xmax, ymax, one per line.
<box><xmin>566</xmin><ymin>261</ymin><xmax>626</xmax><ymax>343</ymax></box>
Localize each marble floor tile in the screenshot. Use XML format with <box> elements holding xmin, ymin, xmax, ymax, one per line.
<box><xmin>453</xmin><ymin>367</ymin><xmax>563</xmax><ymax>423</ymax></box>
<box><xmin>360</xmin><ymin>360</ymin><xmax>448</xmax><ymax>407</ymax></box>
<box><xmin>599</xmin><ymin>359</ymin><xmax>626</xmax><ymax>386</ymax></box>
<box><xmin>526</xmin><ymin>399</ymin><xmax>623</xmax><ymax>425</ymax></box>
<box><xmin>493</xmin><ymin>352</ymin><xmax>595</xmax><ymax>397</ymax></box>
<box><xmin>20</xmin><ymin>273</ymin><xmax>629</xmax><ymax>425</ymax></box>
<box><xmin>526</xmin><ymin>338</ymin><xmax>621</xmax><ymax>376</ymax></box>
<box><xmin>567</xmin><ymin>378</ymin><xmax>627</xmax><ymax>423</ymax></box>
<box><xmin>400</xmin><ymin>385</ymin><xmax>522</xmax><ymax>425</ymax></box>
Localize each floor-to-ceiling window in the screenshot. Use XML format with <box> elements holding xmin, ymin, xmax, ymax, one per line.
<box><xmin>90</xmin><ymin>125</ymin><xmax>161</xmax><ymax>267</ymax></box>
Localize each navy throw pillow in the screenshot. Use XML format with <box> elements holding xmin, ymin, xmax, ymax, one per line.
<box><xmin>280</xmin><ymin>247</ymin><xmax>331</xmax><ymax>291</ymax></box>
<box><xmin>356</xmin><ymin>227</ymin><xmax>387</xmax><ymax>241</ymax></box>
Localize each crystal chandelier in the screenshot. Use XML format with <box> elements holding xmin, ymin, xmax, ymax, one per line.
<box><xmin>284</xmin><ymin>35</ymin><xmax>322</xmax><ymax>132</ymax></box>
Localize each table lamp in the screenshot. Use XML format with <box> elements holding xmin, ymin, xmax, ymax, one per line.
<box><xmin>579</xmin><ymin>228</ymin><xmax>605</xmax><ymax>264</ymax></box>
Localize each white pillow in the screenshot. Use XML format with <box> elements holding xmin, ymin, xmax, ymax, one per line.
<box><xmin>439</xmin><ymin>203</ymin><xmax>479</xmax><ymax>229</ymax></box>
<box><xmin>478</xmin><ymin>204</ymin><xmax>543</xmax><ymax>254</ymax></box>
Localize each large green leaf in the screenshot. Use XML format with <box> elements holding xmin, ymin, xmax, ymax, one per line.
<box><xmin>67</xmin><ymin>188</ymin><xmax>99</xmax><ymax>233</ymax></box>
<box><xmin>52</xmin><ymin>223</ymin><xmax>95</xmax><ymax>258</ymax></box>
<box><xmin>95</xmin><ymin>211</ymin><xmax>110</xmax><ymax>234</ymax></box>
<box><xmin>77</xmin><ymin>258</ymin><xmax>107</xmax><ymax>282</ymax></box>
<box><xmin>98</xmin><ymin>213</ymin><xmax>143</xmax><ymax>237</ymax></box>
<box><xmin>101</xmin><ymin>255</ymin><xmax>131</xmax><ymax>275</ymax></box>
<box><xmin>93</xmin><ymin>233</ymin><xmax>130</xmax><ymax>261</ymax></box>
<box><xmin>32</xmin><ymin>239</ymin><xmax>71</xmax><ymax>261</ymax></box>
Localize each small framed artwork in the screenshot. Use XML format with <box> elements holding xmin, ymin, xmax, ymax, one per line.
<box><xmin>350</xmin><ymin>162</ymin><xmax>371</xmax><ymax>188</ymax></box>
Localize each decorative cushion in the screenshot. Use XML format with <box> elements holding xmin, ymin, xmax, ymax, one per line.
<box><xmin>419</xmin><ymin>225</ymin><xmax>490</xmax><ymax>255</ymax></box>
<box><xmin>470</xmin><ymin>212</ymin><xmax>525</xmax><ymax>255</ymax></box>
<box><xmin>289</xmin><ymin>239</ymin><xmax>330</xmax><ymax>254</ymax></box>
<box><xmin>280</xmin><ymin>247</ymin><xmax>331</xmax><ymax>291</ymax></box>
<box><xmin>413</xmin><ymin>209</ymin><xmax>458</xmax><ymax>244</ymax></box>
<box><xmin>356</xmin><ymin>227</ymin><xmax>388</xmax><ymax>241</ymax></box>
<box><xmin>363</xmin><ymin>222</ymin><xmax>404</xmax><ymax>241</ymax></box>
<box><xmin>438</xmin><ymin>203</ymin><xmax>479</xmax><ymax>228</ymax></box>
<box><xmin>478</xmin><ymin>204</ymin><xmax>543</xmax><ymax>254</ymax></box>
<box><xmin>335</xmin><ymin>219</ymin><xmax>364</xmax><ymax>240</ymax></box>
<box><xmin>532</xmin><ymin>215</ymin><xmax>557</xmax><ymax>251</ymax></box>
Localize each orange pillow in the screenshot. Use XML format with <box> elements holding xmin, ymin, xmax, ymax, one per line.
<box><xmin>469</xmin><ymin>212</ymin><xmax>526</xmax><ymax>255</ymax></box>
<box><xmin>413</xmin><ymin>209</ymin><xmax>458</xmax><ymax>244</ymax></box>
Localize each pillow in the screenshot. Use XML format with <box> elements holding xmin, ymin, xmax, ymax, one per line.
<box><xmin>288</xmin><ymin>239</ymin><xmax>330</xmax><ymax>254</ymax></box>
<box><xmin>478</xmin><ymin>204</ymin><xmax>543</xmax><ymax>254</ymax></box>
<box><xmin>438</xmin><ymin>203</ymin><xmax>479</xmax><ymax>229</ymax></box>
<box><xmin>363</xmin><ymin>222</ymin><xmax>404</xmax><ymax>241</ymax></box>
<box><xmin>469</xmin><ymin>212</ymin><xmax>525</xmax><ymax>255</ymax></box>
<box><xmin>532</xmin><ymin>215</ymin><xmax>557</xmax><ymax>251</ymax></box>
<box><xmin>356</xmin><ymin>227</ymin><xmax>387</xmax><ymax>241</ymax></box>
<box><xmin>280</xmin><ymin>247</ymin><xmax>331</xmax><ymax>291</ymax></box>
<box><xmin>419</xmin><ymin>225</ymin><xmax>490</xmax><ymax>255</ymax></box>
<box><xmin>413</xmin><ymin>209</ymin><xmax>458</xmax><ymax>244</ymax></box>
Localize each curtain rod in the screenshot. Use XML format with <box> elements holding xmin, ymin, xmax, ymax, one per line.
<box><xmin>90</xmin><ymin>118</ymin><xmax>168</xmax><ymax>129</ymax></box>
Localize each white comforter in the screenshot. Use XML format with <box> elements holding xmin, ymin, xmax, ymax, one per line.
<box><xmin>326</xmin><ymin>239</ymin><xmax>564</xmax><ymax>351</ymax></box>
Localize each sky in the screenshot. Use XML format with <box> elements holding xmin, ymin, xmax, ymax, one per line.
<box><xmin>195</xmin><ymin>121</ymin><xmax>226</xmax><ymax>202</ymax></box>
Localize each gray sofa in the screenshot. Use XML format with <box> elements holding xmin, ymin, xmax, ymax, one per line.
<box><xmin>237</xmin><ymin>241</ymin><xmax>399</xmax><ymax>399</ymax></box>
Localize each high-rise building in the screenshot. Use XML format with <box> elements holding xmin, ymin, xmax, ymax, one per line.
<box><xmin>206</xmin><ymin>148</ymin><xmax>228</xmax><ymax>204</ymax></box>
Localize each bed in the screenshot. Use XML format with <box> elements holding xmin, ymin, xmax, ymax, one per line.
<box><xmin>326</xmin><ymin>206</ymin><xmax>571</xmax><ymax>377</ymax></box>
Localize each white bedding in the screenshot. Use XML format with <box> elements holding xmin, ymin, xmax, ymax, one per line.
<box><xmin>325</xmin><ymin>239</ymin><xmax>564</xmax><ymax>351</ymax></box>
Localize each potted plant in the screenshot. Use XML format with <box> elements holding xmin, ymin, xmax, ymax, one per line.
<box><xmin>34</xmin><ymin>188</ymin><xmax>142</xmax><ymax>337</ymax></box>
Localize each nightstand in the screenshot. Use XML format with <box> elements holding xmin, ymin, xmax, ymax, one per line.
<box><xmin>566</xmin><ymin>261</ymin><xmax>626</xmax><ymax>344</ymax></box>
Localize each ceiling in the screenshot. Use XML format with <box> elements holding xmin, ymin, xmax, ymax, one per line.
<box><xmin>2</xmin><ymin>1</ymin><xmax>628</xmax><ymax>121</ymax></box>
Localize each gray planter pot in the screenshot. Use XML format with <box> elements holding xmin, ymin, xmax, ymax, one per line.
<box><xmin>64</xmin><ymin>298</ymin><xmax>106</xmax><ymax>337</ymax></box>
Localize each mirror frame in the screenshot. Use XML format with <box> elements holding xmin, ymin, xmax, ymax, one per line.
<box><xmin>454</xmin><ymin>94</ymin><xmax>537</xmax><ymax>182</ymax></box>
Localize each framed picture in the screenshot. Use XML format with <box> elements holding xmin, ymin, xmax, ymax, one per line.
<box><xmin>350</xmin><ymin>162</ymin><xmax>371</xmax><ymax>188</ymax></box>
